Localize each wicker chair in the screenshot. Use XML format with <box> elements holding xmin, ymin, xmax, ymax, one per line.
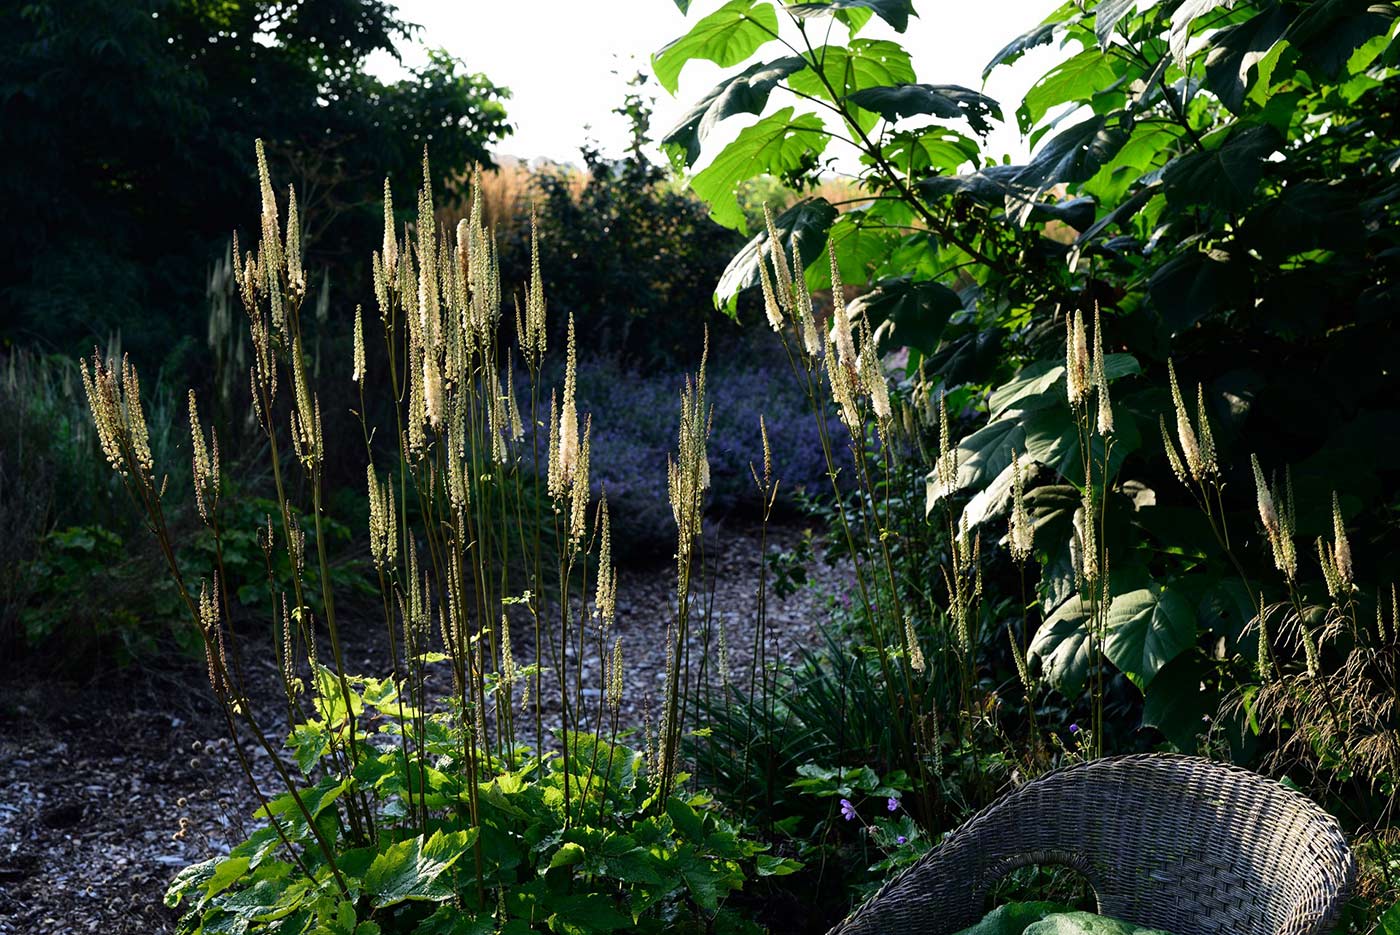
<box><xmin>828</xmin><ymin>754</ymin><xmax>1354</xmax><ymax>935</ymax></box>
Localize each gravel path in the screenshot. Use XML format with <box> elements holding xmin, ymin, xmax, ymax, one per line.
<box><xmin>0</xmin><ymin>520</ymin><xmax>848</xmax><ymax>934</ymax></box>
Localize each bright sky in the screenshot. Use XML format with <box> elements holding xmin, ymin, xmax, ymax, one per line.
<box><xmin>368</xmin><ymin>0</ymin><xmax>1069</xmax><ymax>171</ymax></box>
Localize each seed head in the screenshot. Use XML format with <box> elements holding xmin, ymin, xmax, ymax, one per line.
<box><xmin>829</xmin><ymin>245</ymin><xmax>856</xmax><ymax>366</ymax></box>
<box><xmin>607</xmin><ymin>637</ymin><xmax>624</xmax><ymax>711</ymax></box>
<box><xmin>1009</xmin><ymin>450</ymin><xmax>1034</xmax><ymax>564</ymax></box>
<box><xmin>1065</xmin><ymin>309</ymin><xmax>1091</xmax><ymax>408</ymax></box>
<box><xmin>352</xmin><ymin>305</ymin><xmax>366</xmax><ymax>384</ymax></box>
<box><xmin>905</xmin><ymin>618</ymin><xmax>926</xmax><ymax>674</ymax></box>
<box><xmin>763</xmin><ymin>204</ymin><xmax>794</xmax><ymax>314</ymax></box>
<box><xmin>1092</xmin><ymin>306</ymin><xmax>1113</xmax><ymax>435</ymax></box>
<box><xmin>595</xmin><ymin>496</ymin><xmax>617</xmax><ymax>628</ymax></box>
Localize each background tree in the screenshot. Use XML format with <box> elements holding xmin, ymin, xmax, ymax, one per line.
<box><xmin>0</xmin><ymin>0</ymin><xmax>511</xmax><ymax>365</ymax></box>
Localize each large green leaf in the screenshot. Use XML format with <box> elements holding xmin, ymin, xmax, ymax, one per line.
<box><xmin>714</xmin><ymin>197</ymin><xmax>837</xmax><ymax>313</ymax></box>
<box><xmin>1019</xmin><ymin>50</ymin><xmax>1125</xmax><ymax>131</ymax></box>
<box><xmin>881</xmin><ymin>127</ymin><xmax>983</xmax><ymax>175</ymax></box>
<box><xmin>1147</xmin><ymin>249</ymin><xmax>1230</xmax><ymax>333</ymax></box>
<box><xmin>1142</xmin><ymin>652</ymin><xmax>1212</xmax><ymax>750</ymax></box>
<box><xmin>652</xmin><ymin>0</ymin><xmax>781</xmax><ymax>95</ymax></box>
<box><xmin>1202</xmin><ymin>5</ymin><xmax>1290</xmax><ymax>113</ymax></box>
<box><xmin>847</xmin><ymin>84</ymin><xmax>1001</xmax><ymax>135</ymax></box>
<box><xmin>1026</xmin><ymin>911</ymin><xmax>1180</xmax><ymax>934</ymax></box>
<box><xmin>849</xmin><ymin>275</ymin><xmax>963</xmax><ymax>356</ymax></box>
<box><xmin>363</xmin><ymin>829</ymin><xmax>478</xmax><ymax>908</ymax></box>
<box><xmin>1104</xmin><ymin>584</ymin><xmax>1196</xmax><ymax>690</ymax></box>
<box><xmin>926</xmin><ymin>415</ymin><xmax>1025</xmax><ymax>512</ymax></box>
<box><xmin>789</xmin><ymin>0</ymin><xmax>916</xmax><ymax>32</ymax></box>
<box><xmin>951</xmin><ymin>903</ymin><xmax>1075</xmax><ymax>935</ymax></box>
<box><xmin>1169</xmin><ymin>0</ymin><xmax>1234</xmax><ymax>68</ymax></box>
<box><xmin>990</xmin><ymin>353</ymin><xmax>1141</xmax><ymax>418</ymax></box>
<box><xmin>1162</xmin><ymin>125</ymin><xmax>1280</xmax><ymax>212</ymax></box>
<box><xmin>983</xmin><ymin>2</ymin><xmax>1084</xmax><ymax>78</ymax></box>
<box><xmin>690</xmin><ymin>108</ymin><xmax>830</xmax><ymax>232</ymax></box>
<box><xmin>786</xmin><ymin>40</ymin><xmax>916</xmax><ymax>133</ymax></box>
<box><xmin>661</xmin><ymin>56</ymin><xmax>807</xmax><ymax>167</ymax></box>
<box><xmin>1015</xmin><ymin>114</ymin><xmax>1134</xmax><ymax>193</ymax></box>
<box><xmin>1095</xmin><ymin>0</ymin><xmax>1158</xmax><ymax>48</ymax></box>
<box><xmin>1029</xmin><ymin>594</ymin><xmax>1094</xmax><ymax>697</ymax></box>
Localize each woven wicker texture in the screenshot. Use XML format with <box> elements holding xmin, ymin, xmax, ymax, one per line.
<box><xmin>828</xmin><ymin>754</ymin><xmax>1353</xmax><ymax>935</ymax></box>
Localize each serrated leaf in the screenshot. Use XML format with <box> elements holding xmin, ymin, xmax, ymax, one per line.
<box><xmin>788</xmin><ymin>0</ymin><xmax>915</xmax><ymax>32</ymax></box>
<box><xmin>1104</xmin><ymin>584</ymin><xmax>1197</xmax><ymax>690</ymax></box>
<box><xmin>849</xmin><ymin>275</ymin><xmax>962</xmax><ymax>356</ymax></box>
<box><xmin>847</xmin><ymin>84</ymin><xmax>1001</xmax><ymax>135</ymax></box>
<box><xmin>714</xmin><ymin>197</ymin><xmax>837</xmax><ymax>314</ymax></box>
<box><xmin>1026</xmin><ymin>911</ymin><xmax>1179</xmax><ymax>934</ymax></box>
<box><xmin>653</xmin><ymin>0</ymin><xmax>781</xmax><ymax>96</ymax></box>
<box><xmin>661</xmin><ymin>56</ymin><xmax>807</xmax><ymax>167</ymax></box>
<box><xmin>548</xmin><ymin>841</ymin><xmax>585</xmax><ymax>870</ymax></box>
<box><xmin>690</xmin><ymin>107</ymin><xmax>830</xmax><ymax>232</ymax></box>
<box><xmin>363</xmin><ymin>829</ymin><xmax>477</xmax><ymax>908</ymax></box>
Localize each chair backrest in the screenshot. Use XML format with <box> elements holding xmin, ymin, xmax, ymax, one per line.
<box><xmin>829</xmin><ymin>754</ymin><xmax>1354</xmax><ymax>935</ymax></box>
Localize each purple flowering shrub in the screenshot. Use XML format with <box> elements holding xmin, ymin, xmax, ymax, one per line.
<box><xmin>523</xmin><ymin>349</ymin><xmax>847</xmax><ymax>562</ymax></box>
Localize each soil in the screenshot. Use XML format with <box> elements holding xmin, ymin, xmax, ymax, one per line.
<box><xmin>0</xmin><ymin>520</ymin><xmax>850</xmax><ymax>934</ymax></box>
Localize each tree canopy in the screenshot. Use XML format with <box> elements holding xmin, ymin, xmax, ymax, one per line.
<box><xmin>0</xmin><ymin>0</ymin><xmax>511</xmax><ymax>361</ymax></box>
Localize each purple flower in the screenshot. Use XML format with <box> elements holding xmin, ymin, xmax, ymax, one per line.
<box><xmin>886</xmin><ymin>797</ymin><xmax>898</xmax><ymax>812</ymax></box>
<box><xmin>840</xmin><ymin>798</ymin><xmax>857</xmax><ymax>821</ymax></box>
<box><xmin>1069</xmin><ymin>723</ymin><xmax>1080</xmax><ymax>734</ymax></box>
<box><xmin>896</xmin><ymin>835</ymin><xmax>907</xmax><ymax>844</ymax></box>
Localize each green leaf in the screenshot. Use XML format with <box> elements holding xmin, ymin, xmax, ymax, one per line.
<box><xmin>363</xmin><ymin>828</ymin><xmax>478</xmax><ymax>908</ymax></box>
<box><xmin>666</xmin><ymin>796</ymin><xmax>706</xmax><ymax>843</ymax></box>
<box><xmin>1095</xmin><ymin>0</ymin><xmax>1154</xmax><ymax>48</ymax></box>
<box><xmin>661</xmin><ymin>56</ymin><xmax>807</xmax><ymax>166</ymax></box>
<box><xmin>1030</xmin><ymin>595</ymin><xmax>1094</xmax><ymax>697</ymax></box>
<box><xmin>1378</xmin><ymin>899</ymin><xmax>1400</xmax><ymax>935</ymax></box>
<box><xmin>1142</xmin><ymin>652</ymin><xmax>1212</xmax><ymax>751</ymax></box>
<box><xmin>1104</xmin><ymin>584</ymin><xmax>1197</xmax><ymax>690</ymax></box>
<box><xmin>1019</xmin><ymin>50</ymin><xmax>1124</xmax><ymax>131</ymax></box>
<box><xmin>847</xmin><ymin>84</ymin><xmax>1001</xmax><ymax>135</ymax></box>
<box><xmin>789</xmin><ymin>0</ymin><xmax>916</xmax><ymax>33</ymax></box>
<box><xmin>1162</xmin><ymin>125</ymin><xmax>1280</xmax><ymax>212</ymax></box>
<box><xmin>983</xmin><ymin>3</ymin><xmax>1084</xmax><ymax>78</ymax></box>
<box><xmin>755</xmin><ymin>854</ymin><xmax>804</xmax><ymax>876</ymax></box>
<box><xmin>200</xmin><ymin>856</ymin><xmax>252</xmax><ymax>907</ymax></box>
<box><xmin>548</xmin><ymin>841</ymin><xmax>586</xmax><ymax>870</ymax></box>
<box><xmin>1147</xmin><ymin>250</ymin><xmax>1229</xmax><ymax>333</ymax></box>
<box><xmin>1026</xmin><ymin>911</ymin><xmax>1179</xmax><ymax>934</ymax></box>
<box><xmin>652</xmin><ymin>0</ymin><xmax>781</xmax><ymax>96</ymax></box>
<box><xmin>1203</xmin><ymin>5</ymin><xmax>1290</xmax><ymax>113</ymax></box>
<box><xmin>951</xmin><ymin>902</ymin><xmax>1075</xmax><ymax>935</ymax></box>
<box><xmin>714</xmin><ymin>197</ymin><xmax>837</xmax><ymax>314</ymax></box>
<box><xmin>786</xmin><ymin>40</ymin><xmax>916</xmax><ymax>134</ymax></box>
<box><xmin>849</xmin><ymin>275</ymin><xmax>963</xmax><ymax>356</ymax></box>
<box><xmin>1169</xmin><ymin>0</ymin><xmax>1234</xmax><ymax>69</ymax></box>
<box><xmin>990</xmin><ymin>353</ymin><xmax>1140</xmax><ymax>419</ymax></box>
<box><xmin>1016</xmin><ymin>114</ymin><xmax>1134</xmax><ymax>192</ymax></box>
<box><xmin>690</xmin><ymin>108</ymin><xmax>829</xmax><ymax>232</ymax></box>
<box><xmin>926</xmin><ymin>416</ymin><xmax>1025</xmax><ymax>513</ymax></box>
